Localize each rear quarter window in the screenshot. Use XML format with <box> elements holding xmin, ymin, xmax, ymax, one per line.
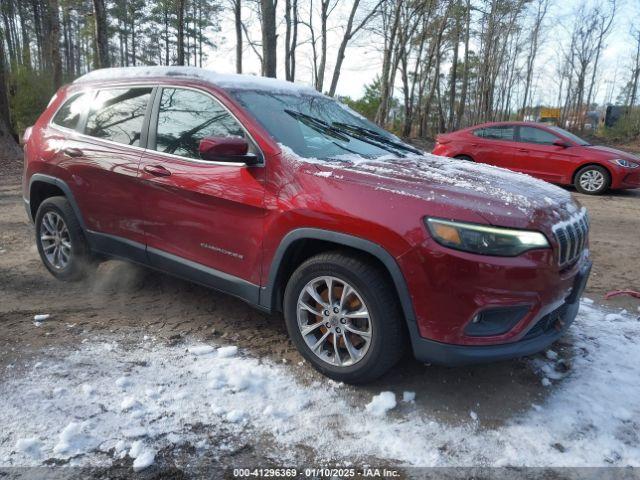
<box><xmin>52</xmin><ymin>93</ymin><xmax>89</xmax><ymax>130</ymax></box>
<box><xmin>473</xmin><ymin>126</ymin><xmax>515</xmax><ymax>141</ymax></box>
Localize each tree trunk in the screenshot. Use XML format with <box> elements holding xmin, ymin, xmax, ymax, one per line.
<box><xmin>0</xmin><ymin>29</ymin><xmax>20</xmax><ymax>159</ymax></box>
<box><xmin>176</xmin><ymin>0</ymin><xmax>185</xmax><ymax>65</ymax></box>
<box><xmin>448</xmin><ymin>4</ymin><xmax>461</xmax><ymax>130</ymax></box>
<box><xmin>17</xmin><ymin>0</ymin><xmax>32</xmax><ymax>69</ymax></box>
<box><xmin>48</xmin><ymin>0</ymin><xmax>62</xmax><ymax>91</ymax></box>
<box><xmin>315</xmin><ymin>0</ymin><xmax>329</xmax><ymax>91</ymax></box>
<box><xmin>375</xmin><ymin>1</ymin><xmax>403</xmax><ymax>125</ymax></box>
<box><xmin>93</xmin><ymin>0</ymin><xmax>110</xmax><ymax>68</ymax></box>
<box><xmin>234</xmin><ymin>0</ymin><xmax>242</xmax><ymax>73</ymax></box>
<box><xmin>260</xmin><ymin>0</ymin><xmax>277</xmax><ymax>77</ymax></box>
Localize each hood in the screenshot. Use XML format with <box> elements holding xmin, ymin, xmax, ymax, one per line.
<box><xmin>585</xmin><ymin>145</ymin><xmax>640</xmax><ymax>162</ymax></box>
<box><xmin>291</xmin><ymin>150</ymin><xmax>580</xmax><ymax>231</ymax></box>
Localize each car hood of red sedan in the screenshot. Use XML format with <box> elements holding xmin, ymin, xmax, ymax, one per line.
<box><xmin>299</xmin><ymin>152</ymin><xmax>581</xmax><ymax>231</ymax></box>
<box><xmin>583</xmin><ymin>145</ymin><xmax>640</xmax><ymax>161</ymax></box>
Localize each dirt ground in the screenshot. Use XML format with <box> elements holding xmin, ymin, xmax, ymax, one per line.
<box><xmin>0</xmin><ymin>153</ymin><xmax>639</xmax><ymax>473</ymax></box>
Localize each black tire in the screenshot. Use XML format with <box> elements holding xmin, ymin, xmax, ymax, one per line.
<box><xmin>574</xmin><ymin>165</ymin><xmax>610</xmax><ymax>195</ymax></box>
<box><xmin>35</xmin><ymin>196</ymin><xmax>97</xmax><ymax>281</ymax></box>
<box><xmin>283</xmin><ymin>251</ymin><xmax>406</xmax><ymax>384</ymax></box>
<box><xmin>454</xmin><ymin>155</ymin><xmax>474</xmax><ymax>162</ymax></box>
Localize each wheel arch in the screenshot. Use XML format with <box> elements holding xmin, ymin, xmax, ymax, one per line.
<box><xmin>260</xmin><ymin>228</ymin><xmax>417</xmax><ymax>326</ymax></box>
<box><xmin>572</xmin><ymin>162</ymin><xmax>612</xmax><ymax>185</ymax></box>
<box><xmin>28</xmin><ymin>174</ymin><xmax>86</xmax><ymax>229</ymax></box>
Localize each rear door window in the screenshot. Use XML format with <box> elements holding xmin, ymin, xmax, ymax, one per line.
<box><xmin>473</xmin><ymin>126</ymin><xmax>515</xmax><ymax>141</ymax></box>
<box><xmin>517</xmin><ymin>126</ymin><xmax>560</xmax><ymax>145</ymax></box>
<box><xmin>84</xmin><ymin>87</ymin><xmax>152</xmax><ymax>146</ymax></box>
<box><xmin>52</xmin><ymin>92</ymin><xmax>89</xmax><ymax>130</ymax></box>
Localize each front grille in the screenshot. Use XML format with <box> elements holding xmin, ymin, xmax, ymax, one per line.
<box><xmin>552</xmin><ymin>208</ymin><xmax>589</xmax><ymax>267</ymax></box>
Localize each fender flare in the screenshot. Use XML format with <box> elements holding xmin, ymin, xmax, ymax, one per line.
<box><xmin>28</xmin><ymin>174</ymin><xmax>86</xmax><ymax>229</ymax></box>
<box><xmin>259</xmin><ymin>228</ymin><xmax>416</xmax><ymax>324</ymax></box>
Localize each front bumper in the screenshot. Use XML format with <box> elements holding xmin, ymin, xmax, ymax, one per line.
<box><xmin>409</xmin><ymin>260</ymin><xmax>591</xmax><ymax>366</ymax></box>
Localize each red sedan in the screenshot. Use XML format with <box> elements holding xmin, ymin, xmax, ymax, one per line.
<box><xmin>432</xmin><ymin>121</ymin><xmax>640</xmax><ymax>195</ymax></box>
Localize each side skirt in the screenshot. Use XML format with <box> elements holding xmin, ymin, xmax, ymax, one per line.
<box><xmin>85</xmin><ymin>230</ymin><xmax>262</xmax><ymax>308</ymax></box>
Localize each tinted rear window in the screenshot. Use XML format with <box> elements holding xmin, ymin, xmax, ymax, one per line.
<box><xmin>85</xmin><ymin>87</ymin><xmax>152</xmax><ymax>146</ymax></box>
<box><xmin>52</xmin><ymin>93</ymin><xmax>89</xmax><ymax>130</ymax></box>
<box><xmin>473</xmin><ymin>126</ymin><xmax>515</xmax><ymax>141</ymax></box>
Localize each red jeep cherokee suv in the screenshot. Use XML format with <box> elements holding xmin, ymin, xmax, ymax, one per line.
<box><xmin>23</xmin><ymin>67</ymin><xmax>591</xmax><ymax>383</ymax></box>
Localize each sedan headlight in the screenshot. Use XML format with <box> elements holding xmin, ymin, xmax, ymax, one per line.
<box><xmin>612</xmin><ymin>158</ymin><xmax>639</xmax><ymax>168</ymax></box>
<box><xmin>425</xmin><ymin>218</ymin><xmax>549</xmax><ymax>256</ymax></box>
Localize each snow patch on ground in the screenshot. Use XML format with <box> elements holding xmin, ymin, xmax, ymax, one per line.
<box><xmin>365</xmin><ymin>392</ymin><xmax>397</xmax><ymax>417</ymax></box>
<box><xmin>1</xmin><ymin>301</ymin><xmax>639</xmax><ymax>469</ymax></box>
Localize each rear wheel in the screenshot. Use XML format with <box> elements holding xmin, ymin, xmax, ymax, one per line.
<box><xmin>35</xmin><ymin>197</ymin><xmax>97</xmax><ymax>281</ymax></box>
<box><xmin>454</xmin><ymin>155</ymin><xmax>474</xmax><ymax>162</ymax></box>
<box><xmin>283</xmin><ymin>251</ymin><xmax>406</xmax><ymax>383</ymax></box>
<box><xmin>574</xmin><ymin>165</ymin><xmax>610</xmax><ymax>195</ymax></box>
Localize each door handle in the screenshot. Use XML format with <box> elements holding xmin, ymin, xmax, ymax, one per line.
<box><xmin>63</xmin><ymin>147</ymin><xmax>83</xmax><ymax>157</ymax></box>
<box><xmin>143</xmin><ymin>165</ymin><xmax>172</xmax><ymax>177</ymax></box>
<box><xmin>518</xmin><ymin>148</ymin><xmax>529</xmax><ymax>152</ymax></box>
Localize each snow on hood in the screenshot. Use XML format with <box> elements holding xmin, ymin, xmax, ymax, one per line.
<box><xmin>74</xmin><ymin>66</ymin><xmax>320</xmax><ymax>96</ymax></box>
<box><xmin>280</xmin><ymin>145</ymin><xmax>578</xmax><ymax>228</ymax></box>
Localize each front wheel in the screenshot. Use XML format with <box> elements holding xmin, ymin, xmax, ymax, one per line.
<box><xmin>574</xmin><ymin>165</ymin><xmax>610</xmax><ymax>195</ymax></box>
<box><xmin>283</xmin><ymin>251</ymin><xmax>406</xmax><ymax>383</ymax></box>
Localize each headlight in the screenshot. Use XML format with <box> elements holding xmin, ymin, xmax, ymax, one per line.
<box><xmin>612</xmin><ymin>158</ymin><xmax>639</xmax><ymax>168</ymax></box>
<box><xmin>425</xmin><ymin>218</ymin><xmax>549</xmax><ymax>256</ymax></box>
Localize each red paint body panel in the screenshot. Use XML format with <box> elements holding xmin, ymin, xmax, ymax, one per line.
<box><xmin>24</xmin><ymin>78</ymin><xmax>593</xmax><ymax>353</ymax></box>
<box><xmin>432</xmin><ymin>121</ymin><xmax>640</xmax><ymax>189</ymax></box>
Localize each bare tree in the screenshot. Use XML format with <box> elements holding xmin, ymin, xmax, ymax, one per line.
<box><xmin>520</xmin><ymin>0</ymin><xmax>549</xmax><ymax>118</ymax></box>
<box><xmin>629</xmin><ymin>29</ymin><xmax>640</xmax><ymax>108</ymax></box>
<box><xmin>327</xmin><ymin>0</ymin><xmax>385</xmax><ymax>96</ymax></box>
<box><xmin>585</xmin><ymin>0</ymin><xmax>616</xmax><ymax>112</ymax></box>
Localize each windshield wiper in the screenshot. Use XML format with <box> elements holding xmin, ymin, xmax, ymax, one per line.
<box><xmin>284</xmin><ymin>110</ymin><xmax>406</xmax><ymax>157</ymax></box>
<box><xmin>331</xmin><ymin>122</ymin><xmax>423</xmax><ymax>155</ymax></box>
<box><xmin>284</xmin><ymin>110</ymin><xmax>350</xmax><ymax>142</ymax></box>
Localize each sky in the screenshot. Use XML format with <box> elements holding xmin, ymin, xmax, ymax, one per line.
<box><xmin>201</xmin><ymin>0</ymin><xmax>638</xmax><ymax>108</ymax></box>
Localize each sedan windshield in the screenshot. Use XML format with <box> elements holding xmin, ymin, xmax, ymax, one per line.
<box><xmin>228</xmin><ymin>90</ymin><xmax>419</xmax><ymax>160</ymax></box>
<box><xmin>548</xmin><ymin>126</ymin><xmax>591</xmax><ymax>146</ymax></box>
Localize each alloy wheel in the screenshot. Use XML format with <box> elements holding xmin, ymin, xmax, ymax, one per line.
<box><xmin>579</xmin><ymin>169</ymin><xmax>605</xmax><ymax>192</ymax></box>
<box><xmin>296</xmin><ymin>275</ymin><xmax>372</xmax><ymax>367</ymax></box>
<box><xmin>40</xmin><ymin>211</ymin><xmax>72</xmax><ymax>270</ymax></box>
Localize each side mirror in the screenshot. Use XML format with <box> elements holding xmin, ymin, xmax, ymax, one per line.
<box><xmin>553</xmin><ymin>140</ymin><xmax>570</xmax><ymax>148</ymax></box>
<box><xmin>199</xmin><ymin>136</ymin><xmax>260</xmax><ymax>165</ymax></box>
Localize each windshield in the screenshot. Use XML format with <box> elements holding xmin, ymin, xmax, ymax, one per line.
<box><xmin>548</xmin><ymin>126</ymin><xmax>591</xmax><ymax>146</ymax></box>
<box><xmin>228</xmin><ymin>90</ymin><xmax>415</xmax><ymax>160</ymax></box>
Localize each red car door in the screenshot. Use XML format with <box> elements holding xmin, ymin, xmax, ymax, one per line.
<box><xmin>513</xmin><ymin>126</ymin><xmax>579</xmax><ymax>183</ymax></box>
<box><xmin>468</xmin><ymin>125</ymin><xmax>519</xmax><ymax>170</ymax></box>
<box><xmin>138</xmin><ymin>86</ymin><xmax>266</xmax><ymax>286</ymax></box>
<box><xmin>51</xmin><ymin>87</ymin><xmax>152</xmax><ymax>249</ymax></box>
